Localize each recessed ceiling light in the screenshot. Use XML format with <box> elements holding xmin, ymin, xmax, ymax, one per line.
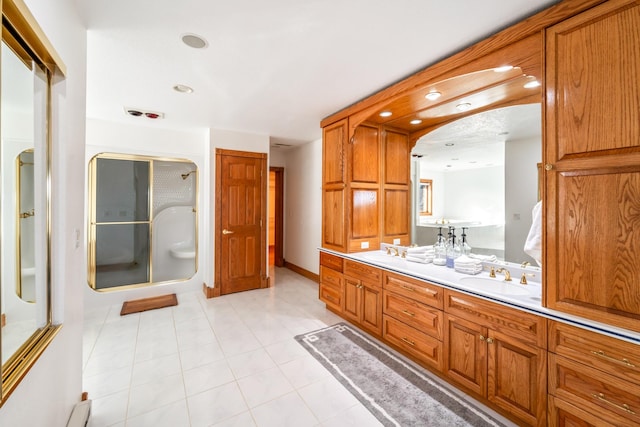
<box><xmin>379</xmin><ymin>111</ymin><xmax>392</xmax><ymax>117</ymax></box>
<box><xmin>451</xmin><ymin>158</ymin><xmax>459</xmax><ymax>161</ymax></box>
<box><xmin>456</xmin><ymin>103</ymin><xmax>472</xmax><ymax>112</ymax></box>
<box><xmin>410</xmin><ymin>119</ymin><xmax>422</xmax><ymax>125</ymax></box>
<box><xmin>524</xmin><ymin>80</ymin><xmax>541</xmax><ymax>89</ymax></box>
<box><xmin>425</xmin><ymin>91</ymin><xmax>442</xmax><ymax>101</ymax></box>
<box><xmin>445</xmin><ymin>143</ymin><xmax>455</xmax><ymax>147</ymax></box>
<box><xmin>494</xmin><ymin>65</ymin><xmax>514</xmax><ymax>72</ymax></box>
<box><xmin>181</xmin><ymin>33</ymin><xmax>208</xmax><ymax>49</ymax></box>
<box><xmin>469</xmin><ymin>161</ymin><xmax>477</xmax><ymax>164</ymax></box>
<box><xmin>173</xmin><ymin>84</ymin><xmax>194</xmax><ymax>94</ymax></box>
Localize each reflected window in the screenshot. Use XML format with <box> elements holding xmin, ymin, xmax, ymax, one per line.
<box><xmin>88</xmin><ymin>154</ymin><xmax>198</xmax><ymax>291</ymax></box>
<box><xmin>419</xmin><ymin>179</ymin><xmax>433</xmax><ymax>216</ymax></box>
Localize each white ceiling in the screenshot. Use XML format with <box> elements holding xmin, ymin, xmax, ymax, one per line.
<box><xmin>76</xmin><ymin>0</ymin><xmax>560</xmax><ymax>146</ymax></box>
<box><xmin>414</xmin><ymin>103</ymin><xmax>542</xmax><ymax>172</ymax></box>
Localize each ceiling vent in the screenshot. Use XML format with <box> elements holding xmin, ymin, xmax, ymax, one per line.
<box><xmin>124</xmin><ymin>107</ymin><xmax>165</xmax><ymax>120</ymax></box>
<box><xmin>271</xmin><ymin>143</ymin><xmax>293</xmax><ymax>149</ymax></box>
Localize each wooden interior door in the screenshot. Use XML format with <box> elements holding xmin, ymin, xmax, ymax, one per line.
<box><xmin>215</xmin><ymin>149</ymin><xmax>267</xmax><ymax>295</ymax></box>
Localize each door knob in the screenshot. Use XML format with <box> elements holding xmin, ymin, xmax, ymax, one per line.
<box><xmin>222</xmin><ymin>229</ymin><xmax>234</xmax><ymax>235</ymax></box>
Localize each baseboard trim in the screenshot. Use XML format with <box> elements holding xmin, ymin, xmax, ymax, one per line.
<box><xmin>284</xmin><ymin>260</ymin><xmax>319</xmax><ymax>283</ymax></box>
<box><xmin>202</xmin><ymin>283</ymin><xmax>217</xmax><ymax>299</ymax></box>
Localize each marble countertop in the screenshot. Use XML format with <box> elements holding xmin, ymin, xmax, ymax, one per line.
<box><xmin>320</xmin><ymin>247</ymin><xmax>640</xmax><ymax>346</ymax></box>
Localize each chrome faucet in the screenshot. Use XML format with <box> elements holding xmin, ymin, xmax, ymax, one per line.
<box><xmin>496</xmin><ymin>267</ymin><xmax>512</xmax><ymax>281</ymax></box>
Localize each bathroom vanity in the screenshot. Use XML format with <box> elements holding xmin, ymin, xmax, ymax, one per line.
<box><xmin>320</xmin><ymin>0</ymin><xmax>640</xmax><ymax>425</ymax></box>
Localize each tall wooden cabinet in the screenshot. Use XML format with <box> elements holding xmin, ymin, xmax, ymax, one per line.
<box><xmin>322</xmin><ymin>120</ymin><xmax>410</xmax><ymax>253</ymax></box>
<box><xmin>544</xmin><ymin>0</ymin><xmax>640</xmax><ymax>333</ymax></box>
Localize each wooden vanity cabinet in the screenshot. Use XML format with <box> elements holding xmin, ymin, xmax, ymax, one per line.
<box><xmin>321</xmin><ymin>120</ymin><xmax>410</xmax><ymax>253</ymax></box>
<box><xmin>444</xmin><ymin>290</ymin><xmax>547</xmax><ymax>427</ymax></box>
<box><xmin>342</xmin><ymin>260</ymin><xmax>383</xmax><ymax>336</ymax></box>
<box><xmin>382</xmin><ymin>271</ymin><xmax>444</xmax><ymax>372</ymax></box>
<box><xmin>544</xmin><ymin>0</ymin><xmax>640</xmax><ymax>333</ymax></box>
<box><xmin>548</xmin><ymin>321</ymin><xmax>640</xmax><ymax>426</ymax></box>
<box><xmin>319</xmin><ymin>252</ymin><xmax>344</xmax><ymax>313</ymax></box>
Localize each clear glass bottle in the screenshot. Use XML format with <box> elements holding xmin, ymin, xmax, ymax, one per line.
<box><xmin>461</xmin><ymin>227</ymin><xmax>472</xmax><ymax>256</ymax></box>
<box><xmin>446</xmin><ymin>228</ymin><xmax>461</xmax><ymax>268</ymax></box>
<box><xmin>433</xmin><ymin>227</ymin><xmax>447</xmax><ymax>266</ymax></box>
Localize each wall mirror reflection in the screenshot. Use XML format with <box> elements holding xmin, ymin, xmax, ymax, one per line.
<box><xmin>0</xmin><ymin>0</ymin><xmax>64</xmax><ymax>403</ymax></box>
<box><xmin>412</xmin><ymin>104</ymin><xmax>541</xmax><ymax>263</ymax></box>
<box><xmin>88</xmin><ymin>154</ymin><xmax>198</xmax><ymax>291</ymax></box>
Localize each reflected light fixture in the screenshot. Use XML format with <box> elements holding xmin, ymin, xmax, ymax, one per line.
<box><xmin>524</xmin><ymin>80</ymin><xmax>541</xmax><ymax>89</ymax></box>
<box><xmin>494</xmin><ymin>65</ymin><xmax>514</xmax><ymax>72</ymax></box>
<box><xmin>379</xmin><ymin>111</ymin><xmax>392</xmax><ymax>117</ymax></box>
<box><xmin>425</xmin><ymin>91</ymin><xmax>441</xmax><ymax>101</ymax></box>
<box><xmin>456</xmin><ymin>102</ymin><xmax>472</xmax><ymax>112</ymax></box>
<box><xmin>410</xmin><ymin>119</ymin><xmax>422</xmax><ymax>125</ymax></box>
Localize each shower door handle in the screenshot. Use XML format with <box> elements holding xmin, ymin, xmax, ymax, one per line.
<box><xmin>222</xmin><ymin>229</ymin><xmax>234</xmax><ymax>235</ymax></box>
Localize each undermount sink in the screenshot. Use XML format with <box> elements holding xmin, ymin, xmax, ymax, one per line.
<box><xmin>360</xmin><ymin>252</ymin><xmax>404</xmax><ymax>263</ymax></box>
<box><xmin>459</xmin><ymin>276</ymin><xmax>531</xmax><ymax>296</ymax></box>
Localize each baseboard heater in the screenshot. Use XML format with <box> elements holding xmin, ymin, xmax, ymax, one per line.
<box><xmin>66</xmin><ymin>399</ymin><xmax>91</xmax><ymax>427</ymax></box>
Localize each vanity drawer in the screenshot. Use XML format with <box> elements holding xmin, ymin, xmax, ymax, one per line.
<box><xmin>383</xmin><ymin>314</ymin><xmax>443</xmax><ymax>372</ymax></box>
<box><xmin>383</xmin><ymin>290</ymin><xmax>442</xmax><ymax>339</ymax></box>
<box><xmin>444</xmin><ymin>290</ymin><xmax>546</xmax><ymax>347</ymax></box>
<box><xmin>549</xmin><ymin>321</ymin><xmax>640</xmax><ymax>385</ymax></box>
<box><xmin>320</xmin><ymin>251</ymin><xmax>343</xmax><ymax>273</ymax></box>
<box><xmin>344</xmin><ymin>259</ymin><xmax>382</xmax><ymax>286</ymax></box>
<box><xmin>549</xmin><ymin>395</ymin><xmax>618</xmax><ymax>427</ymax></box>
<box><xmin>549</xmin><ymin>353</ymin><xmax>640</xmax><ymax>426</ymax></box>
<box><xmin>320</xmin><ymin>266</ymin><xmax>342</xmax><ymax>312</ymax></box>
<box><xmin>383</xmin><ymin>271</ymin><xmax>443</xmax><ymax>309</ymax></box>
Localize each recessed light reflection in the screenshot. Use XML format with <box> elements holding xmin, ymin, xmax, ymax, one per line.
<box><xmin>456</xmin><ymin>103</ymin><xmax>472</xmax><ymax>112</ymax></box>
<box><xmin>425</xmin><ymin>91</ymin><xmax>442</xmax><ymax>101</ymax></box>
<box><xmin>410</xmin><ymin>119</ymin><xmax>422</xmax><ymax>125</ymax></box>
<box><xmin>494</xmin><ymin>65</ymin><xmax>514</xmax><ymax>72</ymax></box>
<box><xmin>524</xmin><ymin>80</ymin><xmax>541</xmax><ymax>89</ymax></box>
<box><xmin>445</xmin><ymin>143</ymin><xmax>455</xmax><ymax>147</ymax></box>
<box><xmin>379</xmin><ymin>111</ymin><xmax>392</xmax><ymax>117</ymax></box>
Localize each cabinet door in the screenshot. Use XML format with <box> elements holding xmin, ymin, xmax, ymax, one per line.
<box><xmin>545</xmin><ymin>0</ymin><xmax>640</xmax><ymax>332</ymax></box>
<box><xmin>487</xmin><ymin>330</ymin><xmax>547</xmax><ymax>427</ymax></box>
<box><xmin>382</xmin><ymin>127</ymin><xmax>410</xmax><ymax>246</ymax></box>
<box><xmin>444</xmin><ymin>314</ymin><xmax>486</xmax><ymax>396</ymax></box>
<box><xmin>361</xmin><ymin>283</ymin><xmax>382</xmax><ymax>336</ymax></box>
<box><xmin>343</xmin><ymin>277</ymin><xmax>361</xmax><ymax>323</ymax></box>
<box><xmin>322</xmin><ymin>120</ymin><xmax>347</xmax><ymax>251</ymax></box>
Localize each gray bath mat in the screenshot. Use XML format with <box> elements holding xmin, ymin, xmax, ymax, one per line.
<box><xmin>295</xmin><ymin>323</ymin><xmax>510</xmax><ymax>427</ymax></box>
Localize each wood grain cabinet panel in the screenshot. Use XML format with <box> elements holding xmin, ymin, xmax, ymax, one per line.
<box><xmin>343</xmin><ymin>261</ymin><xmax>383</xmax><ymax>337</ymax></box>
<box><xmin>383</xmin><ymin>271</ymin><xmax>443</xmax><ymax>309</ymax></box>
<box><xmin>545</xmin><ymin>0</ymin><xmax>640</xmax><ymax>332</ymax></box>
<box><xmin>549</xmin><ymin>353</ymin><xmax>640</xmax><ymax>427</ymax></box>
<box><xmin>549</xmin><ymin>395</ymin><xmax>618</xmax><ymax>427</ymax></box>
<box><xmin>319</xmin><ymin>266</ymin><xmax>343</xmax><ymax>313</ymax></box>
<box><xmin>444</xmin><ymin>291</ymin><xmax>547</xmax><ymax>426</ymax></box>
<box><xmin>319</xmin><ymin>251</ymin><xmax>343</xmax><ymax>273</ymax></box>
<box><xmin>383</xmin><ymin>314</ymin><xmax>443</xmax><ymax>372</ymax></box>
<box><xmin>344</xmin><ymin>259</ymin><xmax>382</xmax><ymax>285</ymax></box>
<box><xmin>382</xmin><ymin>290</ymin><xmax>443</xmax><ymax>339</ymax></box>
<box><xmin>350</xmin><ymin>124</ymin><xmax>379</xmax><ymax>184</ymax></box>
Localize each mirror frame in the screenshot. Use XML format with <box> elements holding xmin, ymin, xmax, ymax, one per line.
<box><xmin>1</xmin><ymin>0</ymin><xmax>65</xmax><ymax>407</ymax></box>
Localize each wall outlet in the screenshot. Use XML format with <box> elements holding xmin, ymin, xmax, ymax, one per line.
<box><xmin>361</xmin><ymin>241</ymin><xmax>369</xmax><ymax>249</ymax></box>
<box><xmin>393</xmin><ymin>238</ymin><xmax>401</xmax><ymax>245</ymax></box>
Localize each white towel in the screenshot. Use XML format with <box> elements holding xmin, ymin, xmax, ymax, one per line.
<box><xmin>407</xmin><ymin>245</ymin><xmax>434</xmax><ymax>254</ymax></box>
<box><xmin>468</xmin><ymin>253</ymin><xmax>497</xmax><ymax>262</ymax></box>
<box><xmin>406</xmin><ymin>255</ymin><xmax>433</xmax><ymax>264</ymax></box>
<box><xmin>524</xmin><ymin>200</ymin><xmax>542</xmax><ymax>266</ymax></box>
<box><xmin>454</xmin><ymin>255</ymin><xmax>483</xmax><ymax>275</ymax></box>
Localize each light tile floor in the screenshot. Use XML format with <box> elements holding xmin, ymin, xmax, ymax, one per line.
<box><xmin>83</xmin><ymin>267</ymin><xmax>513</xmax><ymax>427</ymax></box>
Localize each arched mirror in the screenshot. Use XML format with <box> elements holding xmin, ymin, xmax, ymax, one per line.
<box><xmin>360</xmin><ymin>34</ymin><xmax>543</xmax><ymax>266</ymax></box>
<box><xmin>1</xmin><ymin>0</ymin><xmax>65</xmax><ymax>405</ymax></box>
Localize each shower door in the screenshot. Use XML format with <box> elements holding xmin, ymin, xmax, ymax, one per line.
<box><xmin>88</xmin><ymin>154</ymin><xmax>198</xmax><ymax>291</ymax></box>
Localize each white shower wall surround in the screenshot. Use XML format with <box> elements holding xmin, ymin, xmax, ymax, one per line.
<box><xmin>153</xmin><ymin>161</ymin><xmax>196</xmax><ymax>212</ymax></box>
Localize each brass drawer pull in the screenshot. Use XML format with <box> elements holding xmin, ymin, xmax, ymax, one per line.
<box><xmin>592</xmin><ymin>393</ymin><xmax>636</xmax><ymax>415</ymax></box>
<box><xmin>402</xmin><ymin>309</ymin><xmax>416</xmax><ymax>317</ymax></box>
<box><xmin>479</xmin><ymin>335</ymin><xmax>486</xmax><ymax>341</ymax></box>
<box><xmin>400</xmin><ymin>285</ymin><xmax>416</xmax><ymax>292</ymax></box>
<box><xmin>591</xmin><ymin>350</ymin><xmax>636</xmax><ymax>368</ymax></box>
<box><xmin>401</xmin><ymin>337</ymin><xmax>416</xmax><ymax>346</ymax></box>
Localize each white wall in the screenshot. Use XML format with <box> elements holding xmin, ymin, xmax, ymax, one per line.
<box><xmin>0</xmin><ymin>0</ymin><xmax>87</xmax><ymax>424</ymax></box>
<box><xmin>505</xmin><ymin>136</ymin><xmax>541</xmax><ymax>263</ymax></box>
<box><xmin>282</xmin><ymin>139</ymin><xmax>322</xmax><ymax>274</ymax></box>
<box><xmin>84</xmin><ymin>119</ymin><xmax>208</xmax><ymax>309</ymax></box>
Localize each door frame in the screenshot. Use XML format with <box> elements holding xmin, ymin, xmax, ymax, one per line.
<box><xmin>270</xmin><ymin>167</ymin><xmax>284</xmax><ymax>267</ymax></box>
<box><xmin>213</xmin><ymin>148</ymin><xmax>268</xmax><ymax>297</ymax></box>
